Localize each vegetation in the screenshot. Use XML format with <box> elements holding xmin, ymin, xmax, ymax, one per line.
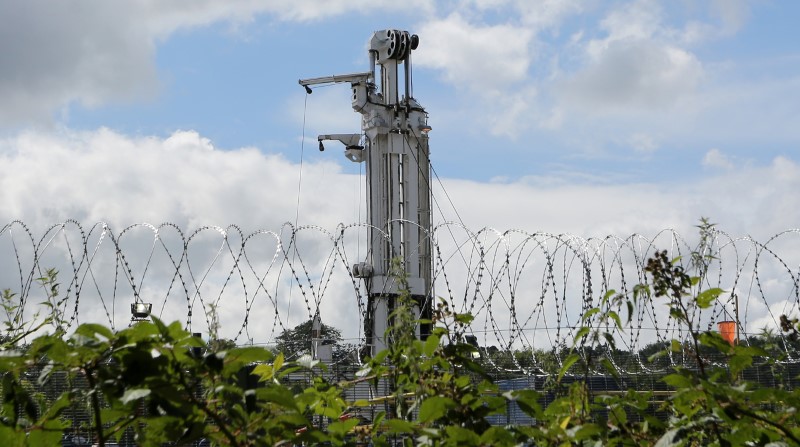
<box><xmin>273</xmin><ymin>317</ymin><xmax>356</xmax><ymax>364</ymax></box>
<box><xmin>0</xmin><ymin>220</ymin><xmax>799</xmax><ymax>445</ymax></box>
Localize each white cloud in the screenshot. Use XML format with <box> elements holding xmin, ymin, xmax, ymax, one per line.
<box><xmin>709</xmin><ymin>0</ymin><xmax>750</xmax><ymax>36</ymax></box>
<box><xmin>548</xmin><ymin>1</ymin><xmax>758</xmax><ymax>123</ymax></box>
<box><xmin>590</xmin><ymin>0</ymin><xmax>746</xmax><ymax>46</ymax></box>
<box><xmin>411</xmin><ymin>1</ymin><xmax>732</xmax><ymax>141</ymax></box>
<box><xmin>415</xmin><ymin>14</ymin><xmax>533</xmax><ymax>88</ymax></box>
<box><xmin>0</xmin><ymin>127</ymin><xmax>369</xmax><ymax>341</ymax></box>
<box><xmin>515</xmin><ymin>0</ymin><xmax>583</xmax><ymax>29</ymax></box>
<box><xmin>2</xmin><ymin>127</ymin><xmax>799</xmax><ymax>347</ymax></box>
<box><xmin>0</xmin><ymin>0</ymin><xmax>435</xmax><ymax>127</ymax></box>
<box><xmin>702</xmin><ymin>148</ymin><xmax>733</xmax><ymax>170</ymax></box>
<box><xmin>747</xmin><ymin>300</ymin><xmax>799</xmax><ymax>336</ymax></box>
<box><xmin>559</xmin><ymin>33</ymin><xmax>704</xmax><ymax>114</ymax></box>
<box><xmin>1</xmin><ymin>0</ymin><xmax>782</xmax><ymax>156</ymax></box>
<box><xmin>414</xmin><ymin>14</ymin><xmax>540</xmax><ymax>137</ymax></box>
<box><xmin>594</xmin><ymin>0</ymin><xmax>663</xmax><ymax>43</ymax></box>
<box><xmin>771</xmin><ymin>156</ymin><xmax>800</xmax><ymax>181</ymax></box>
<box><xmin>435</xmin><ymin>155</ymin><xmax>800</xmax><ymax>241</ymax></box>
<box><xmin>628</xmin><ymin>132</ymin><xmax>659</xmax><ymax>153</ymax></box>
<box><xmin>141</xmin><ymin>0</ymin><xmax>436</xmax><ymax>27</ymax></box>
<box><xmin>0</xmin><ymin>2</ymin><xmax>158</xmax><ymax>125</ymax></box>
<box><xmin>0</xmin><ymin>128</ymin><xmax>358</xmax><ymax>230</ymax></box>
<box><xmin>523</xmin><ymin>0</ymin><xmax>780</xmax><ymax>162</ymax></box>
<box><xmin>401</xmin><ymin>1</ymin><xmax>799</xmax><ymax>165</ymax></box>
<box><xmin>465</xmin><ymin>0</ymin><xmax>583</xmax><ymax>30</ymax></box>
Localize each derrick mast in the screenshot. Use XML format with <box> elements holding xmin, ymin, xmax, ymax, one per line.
<box><xmin>299</xmin><ymin>30</ymin><xmax>433</xmax><ymax>357</ymax></box>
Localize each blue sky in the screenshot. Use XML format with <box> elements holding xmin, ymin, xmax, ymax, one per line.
<box><xmin>2</xmin><ymin>0</ymin><xmax>800</xmax><ymax>343</ymax></box>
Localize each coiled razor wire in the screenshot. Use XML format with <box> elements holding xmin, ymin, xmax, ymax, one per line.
<box><xmin>1</xmin><ymin>220</ymin><xmax>799</xmax><ymax>375</ymax></box>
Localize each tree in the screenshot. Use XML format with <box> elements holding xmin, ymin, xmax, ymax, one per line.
<box><xmin>273</xmin><ymin>318</ymin><xmax>343</xmax><ymax>360</ymax></box>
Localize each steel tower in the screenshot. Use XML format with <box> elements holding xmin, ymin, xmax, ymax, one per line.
<box><xmin>299</xmin><ymin>29</ymin><xmax>433</xmax><ymax>357</ymax></box>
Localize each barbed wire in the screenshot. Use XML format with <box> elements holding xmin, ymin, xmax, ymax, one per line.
<box><xmin>1</xmin><ymin>220</ymin><xmax>799</xmax><ymax>374</ymax></box>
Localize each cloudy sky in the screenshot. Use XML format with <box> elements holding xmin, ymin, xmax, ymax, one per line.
<box><xmin>1</xmin><ymin>1</ymin><xmax>799</xmax><ymax>345</ymax></box>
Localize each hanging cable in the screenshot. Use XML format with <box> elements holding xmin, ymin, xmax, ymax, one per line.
<box><xmin>283</xmin><ymin>93</ymin><xmax>311</xmax><ymax>329</ymax></box>
<box><xmin>401</xmin><ymin>134</ymin><xmax>475</xmax><ymax>274</ymax></box>
<box><xmin>295</xmin><ymin>94</ymin><xmax>309</xmax><ymax>228</ymax></box>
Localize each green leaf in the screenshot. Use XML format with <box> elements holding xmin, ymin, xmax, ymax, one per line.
<box><xmin>662</xmin><ymin>373</ymin><xmax>693</xmax><ymax>389</ymax></box>
<box><xmin>0</xmin><ymin>426</ymin><xmax>24</xmax><ymax>446</ymax></box>
<box><xmin>559</xmin><ymin>353</ymin><xmax>580</xmax><ymax>380</ymax></box>
<box><xmin>444</xmin><ymin>425</ymin><xmax>480</xmax><ymax>444</ymax></box>
<box><xmin>423</xmin><ymin>334</ymin><xmax>440</xmax><ymax>356</ymax></box>
<box><xmin>27</xmin><ymin>420</ymin><xmax>68</xmax><ymax>447</ymax></box>
<box><xmin>581</xmin><ymin>308</ymin><xmax>600</xmax><ymax>322</ymax></box>
<box><xmin>254</xmin><ymin>352</ymin><xmax>286</xmax><ymax>382</ymax></box>
<box><xmin>696</xmin><ymin>288</ymin><xmax>724</xmax><ymax>309</ymax></box>
<box><xmin>326</xmin><ymin>418</ymin><xmax>360</xmax><ymax>436</ymax></box>
<box><xmin>608</xmin><ymin>311</ymin><xmax>623</xmax><ymax>330</ymax></box>
<box><xmin>101</xmin><ymin>407</ymin><xmax>132</xmax><ymax>422</ymax></box>
<box><xmin>151</xmin><ymin>316</ymin><xmax>170</xmax><ymax>336</ymax></box>
<box><xmin>369</xmin><ymin>349</ymin><xmax>389</xmax><ymax>364</ymax></box>
<box><xmin>453</xmin><ymin>312</ymin><xmax>474</xmax><ymax>325</ymax></box>
<box><xmin>669</xmin><ymin>308</ymin><xmax>686</xmax><ymax>321</ymax></box>
<box><xmin>418</xmin><ymin>396</ymin><xmax>455</xmax><ymax>423</ymax></box>
<box><xmin>602</xmin><ymin>332</ymin><xmax>616</xmax><ymax>349</ymax></box>
<box><xmin>574</xmin><ymin>423</ymin><xmax>603</xmax><ymax>440</ymax></box>
<box><xmin>729</xmin><ymin>351</ymin><xmax>755</xmax><ymax>376</ymax></box>
<box><xmin>258</xmin><ymin>386</ymin><xmax>299</xmax><ymax>411</ymax></box>
<box><xmin>223</xmin><ymin>346</ymin><xmax>273</xmax><ymax>374</ymax></box>
<box><xmin>600</xmin><ymin>357</ymin><xmax>619</xmax><ymax>379</ymax></box>
<box><xmin>634</xmin><ymin>283</ymin><xmax>650</xmax><ymax>299</ymax></box>
<box><xmin>574</xmin><ymin>327</ymin><xmax>590</xmax><ymax>344</ymax></box>
<box><xmin>512</xmin><ymin>389</ymin><xmax>543</xmax><ymax>418</ymax></box>
<box><xmin>252</xmin><ymin>363</ymin><xmax>274</xmax><ymax>382</ymax></box>
<box><xmin>479</xmin><ymin>426</ymin><xmax>516</xmax><ymax>446</ymax></box>
<box><xmin>40</xmin><ymin>392</ymin><xmax>72</xmax><ymax>419</ymax></box>
<box><xmin>383</xmin><ymin>418</ymin><xmax>414</xmax><ymax>434</ymax></box>
<box><xmin>699</xmin><ymin>331</ymin><xmax>733</xmax><ymax>353</ymax></box>
<box><xmin>74</xmin><ymin>322</ymin><xmax>115</xmax><ymax>341</ymax></box>
<box><xmin>121</xmin><ymin>320</ymin><xmax>159</xmax><ymax>340</ymax></box>
<box><xmin>371</xmin><ymin>411</ymin><xmax>386</xmax><ymax>435</ymax></box>
<box><xmin>273</xmin><ymin>351</ymin><xmax>284</xmax><ymax>373</ymax></box>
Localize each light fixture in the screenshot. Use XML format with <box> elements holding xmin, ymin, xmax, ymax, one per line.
<box><xmin>318</xmin><ymin>141</ymin><xmax>325</xmax><ymax>151</ymax></box>
<box><xmin>131</xmin><ymin>302</ymin><xmax>152</xmax><ymax>320</ymax></box>
<box><xmin>417</xmin><ymin>116</ymin><xmax>432</xmax><ymax>134</ymax></box>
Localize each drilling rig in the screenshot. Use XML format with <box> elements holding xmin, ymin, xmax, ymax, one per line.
<box><xmin>299</xmin><ymin>29</ymin><xmax>433</xmax><ymax>357</ymax></box>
